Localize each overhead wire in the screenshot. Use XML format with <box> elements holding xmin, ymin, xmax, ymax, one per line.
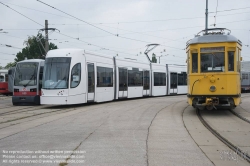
<box><xmin>3</xmin><ymin>2</ymin><xmax>73</xmax><ymax>20</ymax></box>
<box><xmin>36</xmin><ymin>0</ymin><xmax>184</xmax><ymax>50</ymax></box>
<box><xmin>0</xmin><ymin>52</ymin><xmax>15</xmax><ymax>55</ymax></box>
<box><xmin>0</xmin><ymin>1</ymin><xmax>43</xmax><ymax>27</ymax></box>
<box><xmin>209</xmin><ymin>6</ymin><xmax>250</xmax><ymax>13</ymax></box>
<box><xmin>0</xmin><ymin>43</ymin><xmax>22</xmax><ymax>49</ymax></box>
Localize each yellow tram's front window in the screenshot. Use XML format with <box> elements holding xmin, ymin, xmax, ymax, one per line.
<box><xmin>200</xmin><ymin>47</ymin><xmax>225</xmax><ymax>73</ymax></box>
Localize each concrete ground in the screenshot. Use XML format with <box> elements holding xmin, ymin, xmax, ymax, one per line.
<box><xmin>1</xmin><ymin>94</ymin><xmax>250</xmax><ymax>166</ymax></box>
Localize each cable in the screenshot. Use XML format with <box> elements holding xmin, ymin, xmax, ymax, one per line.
<box><xmin>209</xmin><ymin>6</ymin><xmax>250</xmax><ymax>13</ymax></box>
<box><xmin>0</xmin><ymin>52</ymin><xmax>15</xmax><ymax>55</ymax></box>
<box><xmin>55</xmin><ymin>31</ymin><xmax>137</xmax><ymax>56</ymax></box>
<box><xmin>0</xmin><ymin>1</ymin><xmax>43</xmax><ymax>27</ymax></box>
<box><xmin>0</xmin><ymin>43</ymin><xmax>22</xmax><ymax>49</ymax></box>
<box><xmin>191</xmin><ymin>79</ymin><xmax>199</xmax><ymax>95</ymax></box>
<box><xmin>1</xmin><ymin>34</ymin><xmax>24</xmax><ymax>40</ymax></box>
<box><xmin>212</xmin><ymin>0</ymin><xmax>219</xmax><ymax>27</ymax></box>
<box><xmin>36</xmin><ymin>0</ymin><xmax>184</xmax><ymax>50</ymax></box>
<box><xmin>3</xmin><ymin>2</ymin><xmax>73</xmax><ymax>20</ymax></box>
<box><xmin>37</xmin><ymin>0</ymin><xmax>115</xmax><ymax>36</ymax></box>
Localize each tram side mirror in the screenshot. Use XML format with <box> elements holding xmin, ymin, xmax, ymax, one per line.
<box><xmin>240</xmin><ymin>57</ymin><xmax>243</xmax><ymax>61</ymax></box>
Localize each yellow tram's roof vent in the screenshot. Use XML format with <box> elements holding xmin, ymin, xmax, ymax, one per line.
<box><xmin>186</xmin><ymin>28</ymin><xmax>242</xmax><ymax>47</ymax></box>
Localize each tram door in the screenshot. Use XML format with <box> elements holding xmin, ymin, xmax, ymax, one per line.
<box><xmin>87</xmin><ymin>63</ymin><xmax>95</xmax><ymax>101</ymax></box>
<box><xmin>170</xmin><ymin>72</ymin><xmax>177</xmax><ymax>94</ymax></box>
<box><xmin>143</xmin><ymin>70</ymin><xmax>150</xmax><ymax>96</ymax></box>
<box><xmin>118</xmin><ymin>68</ymin><xmax>127</xmax><ymax>98</ymax></box>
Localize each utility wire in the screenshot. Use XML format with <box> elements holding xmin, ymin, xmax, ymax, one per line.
<box><xmin>37</xmin><ymin>0</ymin><xmax>115</xmax><ymax>36</ymax></box>
<box><xmin>0</xmin><ymin>43</ymin><xmax>22</xmax><ymax>49</ymax></box>
<box><xmin>55</xmin><ymin>31</ymin><xmax>137</xmax><ymax>56</ymax></box>
<box><xmin>0</xmin><ymin>1</ymin><xmax>43</xmax><ymax>27</ymax></box>
<box><xmin>209</xmin><ymin>6</ymin><xmax>250</xmax><ymax>13</ymax></box>
<box><xmin>3</xmin><ymin>2</ymin><xmax>73</xmax><ymax>20</ymax></box>
<box><xmin>36</xmin><ymin>0</ymin><xmax>184</xmax><ymax>50</ymax></box>
<box><xmin>0</xmin><ymin>52</ymin><xmax>15</xmax><ymax>55</ymax></box>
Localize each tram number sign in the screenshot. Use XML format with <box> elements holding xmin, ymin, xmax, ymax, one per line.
<box><xmin>200</xmin><ymin>47</ymin><xmax>225</xmax><ymax>53</ymax></box>
<box><xmin>22</xmin><ymin>87</ymin><xmax>27</xmax><ymax>91</ymax></box>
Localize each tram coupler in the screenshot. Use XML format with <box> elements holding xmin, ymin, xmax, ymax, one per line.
<box><xmin>205</xmin><ymin>97</ymin><xmax>219</xmax><ymax>110</ymax></box>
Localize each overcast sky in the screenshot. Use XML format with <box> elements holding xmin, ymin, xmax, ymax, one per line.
<box><xmin>0</xmin><ymin>0</ymin><xmax>250</xmax><ymax>71</ymax></box>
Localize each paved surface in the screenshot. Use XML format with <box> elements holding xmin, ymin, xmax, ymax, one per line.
<box><xmin>0</xmin><ymin>95</ymin><xmax>212</xmax><ymax>166</ymax></box>
<box><xmin>183</xmin><ymin>94</ymin><xmax>250</xmax><ymax>166</ymax></box>
<box><xmin>1</xmin><ymin>94</ymin><xmax>250</xmax><ymax>166</ymax></box>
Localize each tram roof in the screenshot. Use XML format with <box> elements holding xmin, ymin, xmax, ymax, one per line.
<box><xmin>187</xmin><ymin>34</ymin><xmax>242</xmax><ymax>46</ymax></box>
<box><xmin>17</xmin><ymin>59</ymin><xmax>45</xmax><ymax>63</ymax></box>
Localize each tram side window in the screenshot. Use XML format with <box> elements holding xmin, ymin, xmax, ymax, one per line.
<box><xmin>71</xmin><ymin>63</ymin><xmax>81</xmax><ymax>88</ymax></box>
<box><xmin>228</xmin><ymin>51</ymin><xmax>234</xmax><ymax>71</ymax></box>
<box><xmin>192</xmin><ymin>53</ymin><xmax>198</xmax><ymax>73</ymax></box>
<box><xmin>154</xmin><ymin>72</ymin><xmax>166</xmax><ymax>86</ymax></box>
<box><xmin>39</xmin><ymin>66</ymin><xmax>43</xmax><ymax>90</ymax></box>
<box><xmin>4</xmin><ymin>74</ymin><xmax>8</xmax><ymax>82</ymax></box>
<box><xmin>178</xmin><ymin>73</ymin><xmax>183</xmax><ymax>85</ymax></box>
<box><xmin>170</xmin><ymin>73</ymin><xmax>177</xmax><ymax>89</ymax></box>
<box><xmin>183</xmin><ymin>72</ymin><xmax>187</xmax><ymax>85</ymax></box>
<box><xmin>128</xmin><ymin>69</ymin><xmax>143</xmax><ymax>86</ymax></box>
<box><xmin>0</xmin><ymin>76</ymin><xmax>4</xmax><ymax>82</ymax></box>
<box><xmin>97</xmin><ymin>67</ymin><xmax>113</xmax><ymax>87</ymax></box>
<box><xmin>143</xmin><ymin>71</ymin><xmax>150</xmax><ymax>90</ymax></box>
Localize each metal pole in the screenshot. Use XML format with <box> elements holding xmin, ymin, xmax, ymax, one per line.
<box><xmin>45</xmin><ymin>20</ymin><xmax>49</xmax><ymax>54</ymax></box>
<box><xmin>159</xmin><ymin>57</ymin><xmax>160</xmax><ymax>64</ymax></box>
<box><xmin>205</xmin><ymin>0</ymin><xmax>208</xmax><ymax>34</ymax></box>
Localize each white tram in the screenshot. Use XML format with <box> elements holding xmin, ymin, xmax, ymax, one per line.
<box><xmin>41</xmin><ymin>49</ymin><xmax>187</xmax><ymax>105</ymax></box>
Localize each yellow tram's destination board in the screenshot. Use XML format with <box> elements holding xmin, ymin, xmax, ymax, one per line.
<box><xmin>200</xmin><ymin>47</ymin><xmax>225</xmax><ymax>52</ymax></box>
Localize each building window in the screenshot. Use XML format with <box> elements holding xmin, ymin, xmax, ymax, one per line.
<box><xmin>71</xmin><ymin>63</ymin><xmax>81</xmax><ymax>88</ymax></box>
<box><xmin>154</xmin><ymin>72</ymin><xmax>166</xmax><ymax>86</ymax></box>
<box><xmin>128</xmin><ymin>69</ymin><xmax>143</xmax><ymax>86</ymax></box>
<box><xmin>97</xmin><ymin>66</ymin><xmax>113</xmax><ymax>87</ymax></box>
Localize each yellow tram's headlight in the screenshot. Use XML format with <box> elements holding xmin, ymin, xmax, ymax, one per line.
<box><xmin>209</xmin><ymin>85</ymin><xmax>216</xmax><ymax>92</ymax></box>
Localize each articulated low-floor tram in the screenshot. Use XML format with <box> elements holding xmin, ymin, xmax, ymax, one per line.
<box><xmin>12</xmin><ymin>59</ymin><xmax>44</xmax><ymax>105</ymax></box>
<box><xmin>186</xmin><ymin>28</ymin><xmax>242</xmax><ymax>110</ymax></box>
<box><xmin>41</xmin><ymin>49</ymin><xmax>187</xmax><ymax>105</ymax></box>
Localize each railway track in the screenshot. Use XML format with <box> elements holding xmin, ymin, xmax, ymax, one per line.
<box><xmin>196</xmin><ymin>108</ymin><xmax>250</xmax><ymax>163</ymax></box>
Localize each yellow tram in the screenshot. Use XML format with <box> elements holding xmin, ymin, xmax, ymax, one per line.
<box><xmin>186</xmin><ymin>28</ymin><xmax>242</xmax><ymax>110</ymax></box>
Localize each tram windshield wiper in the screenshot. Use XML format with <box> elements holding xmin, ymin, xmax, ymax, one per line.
<box><xmin>23</xmin><ymin>74</ymin><xmax>36</xmax><ymax>87</ymax></box>
<box><xmin>53</xmin><ymin>76</ymin><xmax>66</xmax><ymax>89</ymax></box>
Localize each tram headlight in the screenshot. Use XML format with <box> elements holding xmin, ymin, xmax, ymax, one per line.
<box><xmin>209</xmin><ymin>85</ymin><xmax>216</xmax><ymax>92</ymax></box>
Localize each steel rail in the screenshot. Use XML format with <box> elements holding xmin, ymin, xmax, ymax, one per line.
<box><xmin>196</xmin><ymin>108</ymin><xmax>250</xmax><ymax>163</ymax></box>
<box><xmin>229</xmin><ymin>109</ymin><xmax>250</xmax><ymax>124</ymax></box>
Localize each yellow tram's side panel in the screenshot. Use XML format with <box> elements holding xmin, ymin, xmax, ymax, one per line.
<box><xmin>187</xmin><ymin>41</ymin><xmax>242</xmax><ymax>108</ymax></box>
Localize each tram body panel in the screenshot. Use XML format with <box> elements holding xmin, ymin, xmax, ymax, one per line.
<box><xmin>151</xmin><ymin>63</ymin><xmax>167</xmax><ymax>96</ymax></box>
<box><xmin>115</xmin><ymin>57</ymin><xmax>150</xmax><ymax>99</ymax></box>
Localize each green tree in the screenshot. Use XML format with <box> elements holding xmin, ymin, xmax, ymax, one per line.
<box><xmin>0</xmin><ymin>66</ymin><xmax>3</xmax><ymax>69</ymax></box>
<box><xmin>15</xmin><ymin>33</ymin><xmax>58</xmax><ymax>62</ymax></box>
<box><xmin>5</xmin><ymin>62</ymin><xmax>16</xmax><ymax>69</ymax></box>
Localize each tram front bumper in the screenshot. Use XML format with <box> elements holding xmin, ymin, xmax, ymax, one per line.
<box><xmin>12</xmin><ymin>95</ymin><xmax>40</xmax><ymax>105</ymax></box>
<box><xmin>41</xmin><ymin>96</ymin><xmax>68</xmax><ymax>105</ymax></box>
